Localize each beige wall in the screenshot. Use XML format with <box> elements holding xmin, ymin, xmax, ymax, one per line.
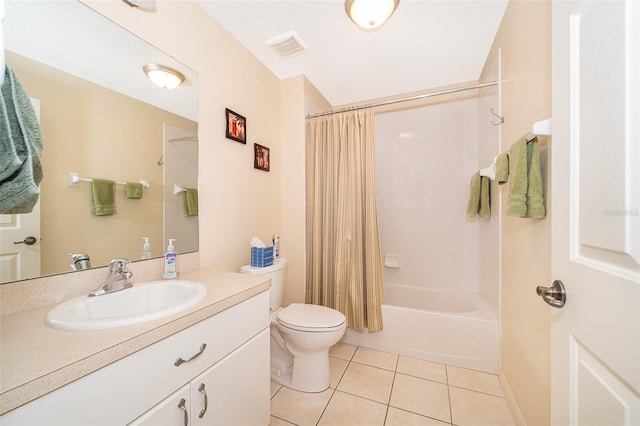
<box><xmin>280</xmin><ymin>76</ymin><xmax>330</xmax><ymax>306</ymax></box>
<box><xmin>481</xmin><ymin>1</ymin><xmax>552</xmax><ymax>425</ymax></box>
<box><xmin>7</xmin><ymin>51</ymin><xmax>196</xmax><ymax>275</ymax></box>
<box><xmin>83</xmin><ymin>0</ymin><xmax>283</xmax><ymax>273</ymax></box>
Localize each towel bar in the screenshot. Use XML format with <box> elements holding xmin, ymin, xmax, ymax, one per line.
<box><xmin>68</xmin><ymin>172</ymin><xmax>150</xmax><ymax>190</ymax></box>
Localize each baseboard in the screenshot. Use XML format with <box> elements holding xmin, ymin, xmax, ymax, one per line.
<box><xmin>499</xmin><ymin>369</ymin><xmax>528</xmax><ymax>426</ymax></box>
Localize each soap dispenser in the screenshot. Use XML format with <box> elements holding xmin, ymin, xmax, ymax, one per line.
<box><xmin>163</xmin><ymin>238</ymin><xmax>177</xmax><ymax>279</ymax></box>
<box><xmin>141</xmin><ymin>237</ymin><xmax>152</xmax><ymax>260</ymax></box>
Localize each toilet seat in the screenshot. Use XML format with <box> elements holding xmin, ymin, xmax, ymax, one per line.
<box><xmin>277</xmin><ymin>303</ymin><xmax>346</xmax><ymax>333</ymax></box>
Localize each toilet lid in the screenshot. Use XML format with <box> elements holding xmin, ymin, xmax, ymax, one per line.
<box><xmin>277</xmin><ymin>303</ymin><xmax>346</xmax><ymax>332</ymax></box>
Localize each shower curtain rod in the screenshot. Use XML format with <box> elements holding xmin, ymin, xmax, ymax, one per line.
<box><xmin>306</xmin><ymin>80</ymin><xmax>499</xmax><ymax>119</ymax></box>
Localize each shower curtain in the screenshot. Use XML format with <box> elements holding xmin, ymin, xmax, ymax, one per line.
<box><xmin>305</xmin><ymin>109</ymin><xmax>384</xmax><ymax>333</ymax></box>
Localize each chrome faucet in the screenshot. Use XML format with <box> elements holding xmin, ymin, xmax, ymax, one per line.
<box><xmin>69</xmin><ymin>253</ymin><xmax>92</xmax><ymax>271</ymax></box>
<box><xmin>88</xmin><ymin>258</ymin><xmax>133</xmax><ymax>297</ymax></box>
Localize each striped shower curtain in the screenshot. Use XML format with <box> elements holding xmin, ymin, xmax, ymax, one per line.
<box><xmin>305</xmin><ymin>109</ymin><xmax>385</xmax><ymax>333</ymax></box>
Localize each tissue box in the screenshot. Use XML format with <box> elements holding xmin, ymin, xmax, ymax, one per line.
<box><xmin>251</xmin><ymin>246</ymin><xmax>274</xmax><ymax>267</ymax></box>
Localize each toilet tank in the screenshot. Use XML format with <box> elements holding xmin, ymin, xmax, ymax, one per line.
<box><xmin>240</xmin><ymin>258</ymin><xmax>288</xmax><ymax>312</ymax></box>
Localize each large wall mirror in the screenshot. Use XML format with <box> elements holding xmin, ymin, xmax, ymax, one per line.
<box><xmin>1</xmin><ymin>1</ymin><xmax>199</xmax><ymax>284</ymax></box>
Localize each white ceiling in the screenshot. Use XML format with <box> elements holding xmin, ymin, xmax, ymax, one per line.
<box><xmin>4</xmin><ymin>0</ymin><xmax>199</xmax><ymax>122</ymax></box>
<box><xmin>196</xmin><ymin>0</ymin><xmax>508</xmax><ymax>107</ymax></box>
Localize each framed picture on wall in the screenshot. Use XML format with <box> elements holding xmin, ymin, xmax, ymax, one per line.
<box><xmin>225</xmin><ymin>108</ymin><xmax>246</xmax><ymax>144</ymax></box>
<box><xmin>254</xmin><ymin>143</ymin><xmax>270</xmax><ymax>171</ymax></box>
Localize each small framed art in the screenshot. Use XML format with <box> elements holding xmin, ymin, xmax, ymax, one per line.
<box><xmin>225</xmin><ymin>108</ymin><xmax>246</xmax><ymax>144</ymax></box>
<box><xmin>254</xmin><ymin>143</ymin><xmax>270</xmax><ymax>171</ymax></box>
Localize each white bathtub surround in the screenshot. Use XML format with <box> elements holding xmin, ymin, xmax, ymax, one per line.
<box><xmin>342</xmin><ymin>285</ymin><xmax>498</xmax><ymax>374</ymax></box>
<box><xmin>306</xmin><ymin>109</ymin><xmax>385</xmax><ymax>333</ymax></box>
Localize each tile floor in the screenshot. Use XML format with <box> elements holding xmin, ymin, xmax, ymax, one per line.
<box><xmin>269</xmin><ymin>343</ymin><xmax>517</xmax><ymax>426</ymax></box>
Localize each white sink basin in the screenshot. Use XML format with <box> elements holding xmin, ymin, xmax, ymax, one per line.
<box><xmin>46</xmin><ymin>280</ymin><xmax>207</xmax><ymax>331</ymax></box>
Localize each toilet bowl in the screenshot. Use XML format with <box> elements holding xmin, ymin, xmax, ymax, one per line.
<box><xmin>241</xmin><ymin>259</ymin><xmax>346</xmax><ymax>392</ymax></box>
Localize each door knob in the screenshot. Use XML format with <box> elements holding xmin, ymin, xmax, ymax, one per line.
<box><xmin>536</xmin><ymin>280</ymin><xmax>566</xmax><ymax>308</ymax></box>
<box><xmin>13</xmin><ymin>236</ymin><xmax>37</xmax><ymax>245</ymax></box>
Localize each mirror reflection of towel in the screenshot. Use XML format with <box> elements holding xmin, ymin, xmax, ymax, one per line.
<box><xmin>183</xmin><ymin>187</ymin><xmax>198</xmax><ymax>216</ymax></box>
<box><xmin>0</xmin><ymin>66</ymin><xmax>44</xmax><ymax>214</ymax></box>
<box><xmin>90</xmin><ymin>179</ymin><xmax>117</xmax><ymax>216</ymax></box>
<box><xmin>125</xmin><ymin>182</ymin><xmax>143</xmax><ymax>199</ymax></box>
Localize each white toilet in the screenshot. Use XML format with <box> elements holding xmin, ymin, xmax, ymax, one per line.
<box><xmin>240</xmin><ymin>258</ymin><xmax>346</xmax><ymax>392</ymax></box>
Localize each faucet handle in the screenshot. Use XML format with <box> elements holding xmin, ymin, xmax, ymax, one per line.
<box><xmin>108</xmin><ymin>258</ymin><xmax>130</xmax><ymax>274</ymax></box>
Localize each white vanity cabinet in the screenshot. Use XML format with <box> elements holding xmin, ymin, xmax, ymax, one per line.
<box><xmin>1</xmin><ymin>291</ymin><xmax>270</xmax><ymax>426</ymax></box>
<box><xmin>129</xmin><ymin>385</ymin><xmax>192</xmax><ymax>426</ymax></box>
<box><xmin>131</xmin><ymin>329</ymin><xmax>269</xmax><ymax>426</ymax></box>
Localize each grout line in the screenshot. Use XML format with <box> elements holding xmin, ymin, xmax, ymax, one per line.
<box><xmin>448</xmin><ymin>383</ymin><xmax>508</xmax><ymax>399</ymax></box>
<box><xmin>276</xmin><ymin>344</ymin><xmax>508</xmax><ymax>426</ymax></box>
<box><xmin>446</xmin><ymin>365</ymin><xmax>454</xmax><ymax>425</ymax></box>
<box><xmin>315</xmin><ymin>386</ymin><xmax>336</xmax><ymax>426</ymax></box>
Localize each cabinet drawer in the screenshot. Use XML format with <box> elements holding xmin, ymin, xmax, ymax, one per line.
<box><xmin>1</xmin><ymin>291</ymin><xmax>269</xmax><ymax>425</ymax></box>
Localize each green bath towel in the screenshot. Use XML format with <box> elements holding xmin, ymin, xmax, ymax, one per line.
<box><xmin>125</xmin><ymin>182</ymin><xmax>143</xmax><ymax>199</ymax></box>
<box><xmin>506</xmin><ymin>135</ymin><xmax>545</xmax><ymax>218</ymax></box>
<box><xmin>183</xmin><ymin>187</ymin><xmax>198</xmax><ymax>216</ymax></box>
<box><xmin>90</xmin><ymin>179</ymin><xmax>117</xmax><ymax>216</ymax></box>
<box><xmin>526</xmin><ymin>137</ymin><xmax>545</xmax><ymax>218</ymax></box>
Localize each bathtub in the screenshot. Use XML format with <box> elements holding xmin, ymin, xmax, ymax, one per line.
<box><xmin>341</xmin><ymin>284</ymin><xmax>498</xmax><ymax>374</ymax></box>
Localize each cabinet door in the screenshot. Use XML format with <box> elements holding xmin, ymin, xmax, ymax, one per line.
<box><xmin>129</xmin><ymin>385</ymin><xmax>190</xmax><ymax>426</ymax></box>
<box><xmin>192</xmin><ymin>329</ymin><xmax>270</xmax><ymax>426</ymax></box>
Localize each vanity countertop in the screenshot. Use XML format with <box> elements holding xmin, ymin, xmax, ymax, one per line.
<box><xmin>0</xmin><ymin>269</ymin><xmax>270</xmax><ymax>416</ymax></box>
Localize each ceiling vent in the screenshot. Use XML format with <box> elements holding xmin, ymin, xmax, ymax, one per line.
<box><xmin>266</xmin><ymin>31</ymin><xmax>308</xmax><ymax>59</ymax></box>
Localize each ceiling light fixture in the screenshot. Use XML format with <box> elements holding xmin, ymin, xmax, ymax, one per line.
<box><xmin>143</xmin><ymin>64</ymin><xmax>185</xmax><ymax>90</ymax></box>
<box><xmin>345</xmin><ymin>0</ymin><xmax>399</xmax><ymax>31</ymax></box>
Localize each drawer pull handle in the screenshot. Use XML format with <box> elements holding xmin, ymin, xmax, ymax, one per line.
<box><xmin>177</xmin><ymin>398</ymin><xmax>189</xmax><ymax>426</ymax></box>
<box><xmin>198</xmin><ymin>383</ymin><xmax>208</xmax><ymax>418</ymax></box>
<box><xmin>174</xmin><ymin>343</ymin><xmax>207</xmax><ymax>366</ymax></box>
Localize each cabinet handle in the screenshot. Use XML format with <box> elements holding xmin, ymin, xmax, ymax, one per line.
<box><xmin>177</xmin><ymin>398</ymin><xmax>189</xmax><ymax>426</ymax></box>
<box><xmin>198</xmin><ymin>383</ymin><xmax>208</xmax><ymax>418</ymax></box>
<box><xmin>174</xmin><ymin>343</ymin><xmax>207</xmax><ymax>366</ymax></box>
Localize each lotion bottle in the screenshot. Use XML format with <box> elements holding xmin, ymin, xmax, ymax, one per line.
<box><xmin>163</xmin><ymin>238</ymin><xmax>177</xmax><ymax>279</ymax></box>
<box><xmin>141</xmin><ymin>237</ymin><xmax>152</xmax><ymax>260</ymax></box>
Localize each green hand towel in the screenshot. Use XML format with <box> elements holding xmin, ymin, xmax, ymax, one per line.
<box><xmin>125</xmin><ymin>182</ymin><xmax>143</xmax><ymax>199</ymax></box>
<box><xmin>183</xmin><ymin>187</ymin><xmax>198</xmax><ymax>216</ymax></box>
<box><xmin>90</xmin><ymin>179</ymin><xmax>117</xmax><ymax>216</ymax></box>
<box><xmin>466</xmin><ymin>172</ymin><xmax>481</xmax><ymax>217</ymax></box>
<box><xmin>479</xmin><ymin>176</ymin><xmax>491</xmax><ymax>218</ymax></box>
<box><xmin>495</xmin><ymin>152</ymin><xmax>509</xmax><ymax>185</ymax></box>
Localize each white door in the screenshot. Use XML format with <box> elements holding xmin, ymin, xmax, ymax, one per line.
<box><xmin>551</xmin><ymin>1</ymin><xmax>640</xmax><ymax>425</ymax></box>
<box><xmin>0</xmin><ymin>98</ymin><xmax>41</xmax><ymax>283</ymax></box>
